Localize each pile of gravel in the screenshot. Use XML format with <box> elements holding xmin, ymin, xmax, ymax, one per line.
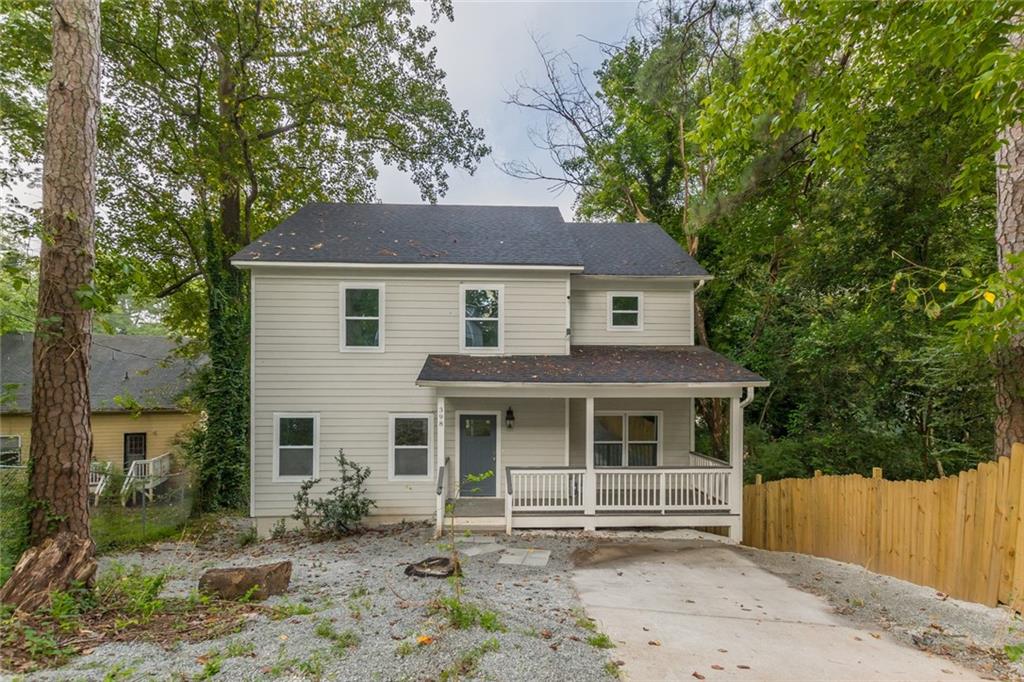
<box><xmin>30</xmin><ymin>524</ymin><xmax>616</xmax><ymax>681</ymax></box>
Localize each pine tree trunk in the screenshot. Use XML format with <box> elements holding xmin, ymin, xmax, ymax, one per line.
<box><xmin>28</xmin><ymin>0</ymin><xmax>101</xmax><ymax>542</ymax></box>
<box><xmin>994</xmin><ymin>118</ymin><xmax>1024</xmax><ymax>457</ymax></box>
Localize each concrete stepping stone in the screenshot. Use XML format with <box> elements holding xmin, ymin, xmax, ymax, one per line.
<box><xmin>498</xmin><ymin>547</ymin><xmax>551</xmax><ymax>567</ymax></box>
<box><xmin>459</xmin><ymin>543</ymin><xmax>503</xmax><ymax>557</ymax></box>
<box><xmin>455</xmin><ymin>535</ymin><xmax>496</xmax><ymax>544</ymax></box>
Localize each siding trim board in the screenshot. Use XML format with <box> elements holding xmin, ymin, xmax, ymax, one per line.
<box><xmin>235</xmin><ymin>261</ymin><xmax>585</xmax><ymax>273</ymax></box>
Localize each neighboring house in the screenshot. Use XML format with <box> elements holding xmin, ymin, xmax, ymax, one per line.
<box><xmin>0</xmin><ymin>333</ymin><xmax>200</xmax><ymax>473</ymax></box>
<box><xmin>234</xmin><ymin>203</ymin><xmax>768</xmax><ymax>538</ymax></box>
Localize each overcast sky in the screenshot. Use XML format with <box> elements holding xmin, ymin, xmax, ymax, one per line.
<box><xmin>382</xmin><ymin>1</ymin><xmax>642</xmax><ymax>219</ymax></box>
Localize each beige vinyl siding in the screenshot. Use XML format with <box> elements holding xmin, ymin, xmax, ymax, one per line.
<box><xmin>570</xmin><ymin>277</ymin><xmax>694</xmax><ymax>345</ymax></box>
<box><xmin>443</xmin><ymin>398</ymin><xmax>566</xmax><ymax>497</ymax></box>
<box><xmin>251</xmin><ymin>268</ymin><xmax>571</xmax><ymax>519</ymax></box>
<box><xmin>0</xmin><ymin>411</ymin><xmax>196</xmax><ymax>470</ymax></box>
<box><xmin>568</xmin><ymin>398</ymin><xmax>691</xmax><ymax>467</ymax></box>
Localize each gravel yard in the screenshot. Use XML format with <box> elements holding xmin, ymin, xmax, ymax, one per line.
<box><xmin>25</xmin><ymin>522</ymin><xmax>615</xmax><ymax>682</ymax></box>
<box><xmin>13</xmin><ymin>522</ymin><xmax>1023</xmax><ymax>681</ymax></box>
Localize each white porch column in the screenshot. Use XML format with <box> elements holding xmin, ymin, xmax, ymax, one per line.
<box><xmin>434</xmin><ymin>396</ymin><xmax>446</xmax><ymax>536</ymax></box>
<box><xmin>729</xmin><ymin>395</ymin><xmax>744</xmax><ymax>541</ymax></box>
<box><xmin>583</xmin><ymin>396</ymin><xmax>596</xmax><ymax>528</ymax></box>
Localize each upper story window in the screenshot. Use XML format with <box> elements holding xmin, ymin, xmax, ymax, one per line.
<box><xmin>607</xmin><ymin>292</ymin><xmax>643</xmax><ymax>331</ymax></box>
<box><xmin>593</xmin><ymin>412</ymin><xmax>660</xmax><ymax>467</ymax></box>
<box><xmin>460</xmin><ymin>284</ymin><xmax>503</xmax><ymax>352</ymax></box>
<box><xmin>340</xmin><ymin>283</ymin><xmax>384</xmax><ymax>351</ymax></box>
<box><xmin>274</xmin><ymin>413</ymin><xmax>319</xmax><ymax>481</ymax></box>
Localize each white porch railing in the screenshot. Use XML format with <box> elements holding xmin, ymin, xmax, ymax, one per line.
<box><xmin>683</xmin><ymin>451</ymin><xmax>730</xmax><ymax>468</ymax></box>
<box><xmin>507</xmin><ymin>465</ymin><xmax>732</xmax><ymax>521</ymax></box>
<box><xmin>595</xmin><ymin>468</ymin><xmax>730</xmax><ymax>511</ymax></box>
<box><xmin>120</xmin><ymin>452</ymin><xmax>172</xmax><ymax>503</ymax></box>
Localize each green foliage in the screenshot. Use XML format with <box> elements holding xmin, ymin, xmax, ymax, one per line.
<box><xmin>0</xmin><ymin>465</ymin><xmax>28</xmax><ymax>585</ymax></box>
<box><xmin>268</xmin><ymin>601</ymin><xmax>316</xmax><ymax>620</ymax></box>
<box><xmin>586</xmin><ymin>632</ymin><xmax>615</xmax><ymax>649</ymax></box>
<box><xmin>313</xmin><ymin>619</ymin><xmax>360</xmax><ymax>655</ymax></box>
<box><xmin>429</xmin><ymin>596</ymin><xmax>503</xmax><ymax>632</ymax></box>
<box><xmin>293</xmin><ymin>450</ymin><xmax>375</xmax><ymax>537</ymax></box>
<box><xmin>96</xmin><ymin>564</ymin><xmax>168</xmax><ymax>622</ymax></box>
<box><xmin>438</xmin><ymin>637</ymin><xmax>500</xmax><ymax>681</ymax></box>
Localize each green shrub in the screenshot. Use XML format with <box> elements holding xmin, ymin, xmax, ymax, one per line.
<box><xmin>292</xmin><ymin>449</ymin><xmax>375</xmax><ymax>537</ymax></box>
<box><xmin>96</xmin><ymin>564</ymin><xmax>167</xmax><ymax>621</ymax></box>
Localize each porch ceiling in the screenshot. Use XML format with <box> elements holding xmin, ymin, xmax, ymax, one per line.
<box><xmin>417</xmin><ymin>345</ymin><xmax>768</xmax><ymax>392</ymax></box>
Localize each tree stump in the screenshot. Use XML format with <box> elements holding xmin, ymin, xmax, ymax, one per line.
<box><xmin>0</xmin><ymin>532</ymin><xmax>97</xmax><ymax>613</ymax></box>
<box><xmin>198</xmin><ymin>561</ymin><xmax>292</xmax><ymax>601</ymax></box>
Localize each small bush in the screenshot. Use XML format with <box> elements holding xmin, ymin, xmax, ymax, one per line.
<box><xmin>96</xmin><ymin>564</ymin><xmax>167</xmax><ymax>622</ymax></box>
<box><xmin>293</xmin><ymin>449</ymin><xmax>375</xmax><ymax>537</ymax></box>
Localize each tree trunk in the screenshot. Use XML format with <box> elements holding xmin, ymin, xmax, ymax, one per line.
<box><xmin>27</xmin><ymin>0</ymin><xmax>101</xmax><ymax>543</ymax></box>
<box><xmin>994</xmin><ymin>118</ymin><xmax>1024</xmax><ymax>457</ymax></box>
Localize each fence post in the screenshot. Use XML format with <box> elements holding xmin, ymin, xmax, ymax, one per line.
<box><xmin>869</xmin><ymin>467</ymin><xmax>882</xmax><ymax>571</ymax></box>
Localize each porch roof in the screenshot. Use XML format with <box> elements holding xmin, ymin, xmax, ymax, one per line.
<box><xmin>416</xmin><ymin>345</ymin><xmax>768</xmax><ymax>388</ymax></box>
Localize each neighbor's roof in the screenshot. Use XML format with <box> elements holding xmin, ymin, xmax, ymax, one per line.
<box><xmin>231</xmin><ymin>202</ymin><xmax>708</xmax><ymax>277</ymax></box>
<box><xmin>0</xmin><ymin>333</ymin><xmax>201</xmax><ymax>414</ymax></box>
<box><xmin>417</xmin><ymin>345</ymin><xmax>767</xmax><ymax>386</ymax></box>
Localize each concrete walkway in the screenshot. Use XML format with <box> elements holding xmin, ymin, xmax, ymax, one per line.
<box><xmin>572</xmin><ymin>541</ymin><xmax>984</xmax><ymax>681</ymax></box>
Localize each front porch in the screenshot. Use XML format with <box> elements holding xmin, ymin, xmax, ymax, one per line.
<box><xmin>420</xmin><ymin>346</ymin><xmax>768</xmax><ymax>539</ymax></box>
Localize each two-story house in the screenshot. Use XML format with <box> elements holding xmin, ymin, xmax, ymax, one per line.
<box><xmin>233</xmin><ymin>203</ymin><xmax>767</xmax><ymax>538</ymax></box>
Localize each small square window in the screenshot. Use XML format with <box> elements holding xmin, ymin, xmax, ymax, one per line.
<box><xmin>608</xmin><ymin>293</ymin><xmax>642</xmax><ymax>330</ymax></box>
<box><xmin>341</xmin><ymin>283</ymin><xmax>384</xmax><ymax>350</ymax></box>
<box><xmin>593</xmin><ymin>412</ymin><xmax>659</xmax><ymax>467</ymax></box>
<box><xmin>390</xmin><ymin>415</ymin><xmax>432</xmax><ymax>480</ymax></box>
<box><xmin>275</xmin><ymin>414</ymin><xmax>318</xmax><ymax>480</ymax></box>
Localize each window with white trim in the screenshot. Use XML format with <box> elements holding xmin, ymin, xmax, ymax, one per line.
<box><xmin>608</xmin><ymin>292</ymin><xmax>642</xmax><ymax>330</ymax></box>
<box><xmin>341</xmin><ymin>283</ymin><xmax>383</xmax><ymax>350</ymax></box>
<box><xmin>0</xmin><ymin>435</ymin><xmax>21</xmax><ymax>466</ymax></box>
<box><xmin>461</xmin><ymin>285</ymin><xmax>502</xmax><ymax>351</ymax></box>
<box><xmin>275</xmin><ymin>414</ymin><xmax>318</xmax><ymax>480</ymax></box>
<box><xmin>389</xmin><ymin>414</ymin><xmax>432</xmax><ymax>480</ymax></box>
<box><xmin>593</xmin><ymin>413</ymin><xmax>660</xmax><ymax>467</ymax></box>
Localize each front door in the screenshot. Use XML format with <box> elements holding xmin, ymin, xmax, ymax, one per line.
<box><xmin>459</xmin><ymin>414</ymin><xmax>497</xmax><ymax>497</ymax></box>
<box><xmin>123</xmin><ymin>432</ymin><xmax>147</xmax><ymax>471</ymax></box>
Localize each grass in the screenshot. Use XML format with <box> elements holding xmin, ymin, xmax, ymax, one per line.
<box><xmin>268</xmin><ymin>601</ymin><xmax>316</xmax><ymax>620</ymax></box>
<box><xmin>313</xmin><ymin>619</ymin><xmax>360</xmax><ymax>655</ymax></box>
<box><xmin>438</xmin><ymin>638</ymin><xmax>500</xmax><ymax>681</ymax></box>
<box><xmin>430</xmin><ymin>596</ymin><xmax>504</xmax><ymax>632</ymax></box>
<box><xmin>586</xmin><ymin>633</ymin><xmax>615</xmax><ymax>649</ymax></box>
<box><xmin>604</xmin><ymin>661</ymin><xmax>623</xmax><ymax>679</ymax></box>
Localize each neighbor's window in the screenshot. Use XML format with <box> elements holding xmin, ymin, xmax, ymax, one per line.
<box><xmin>593</xmin><ymin>413</ymin><xmax>659</xmax><ymax>467</ymax></box>
<box><xmin>608</xmin><ymin>292</ymin><xmax>642</xmax><ymax>330</ymax></box>
<box><xmin>341</xmin><ymin>283</ymin><xmax>384</xmax><ymax>350</ymax></box>
<box><xmin>390</xmin><ymin>414</ymin><xmax>431</xmax><ymax>480</ymax></box>
<box><xmin>275</xmin><ymin>414</ymin><xmax>318</xmax><ymax>480</ymax></box>
<box><xmin>461</xmin><ymin>285</ymin><xmax>502</xmax><ymax>351</ymax></box>
<box><xmin>0</xmin><ymin>435</ymin><xmax>21</xmax><ymax>466</ymax></box>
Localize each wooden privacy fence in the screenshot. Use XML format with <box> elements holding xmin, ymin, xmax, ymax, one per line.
<box><xmin>743</xmin><ymin>443</ymin><xmax>1024</xmax><ymax>612</ymax></box>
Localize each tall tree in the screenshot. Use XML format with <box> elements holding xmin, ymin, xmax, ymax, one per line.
<box><xmin>0</xmin><ymin>0</ymin><xmax>100</xmax><ymax>610</ymax></box>
<box><xmin>1</xmin><ymin>0</ymin><xmax>489</xmax><ymax>510</ymax></box>
<box><xmin>698</xmin><ymin>0</ymin><xmax>1024</xmax><ymax>457</ymax></box>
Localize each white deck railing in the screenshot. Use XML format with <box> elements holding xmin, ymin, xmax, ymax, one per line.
<box><xmin>89</xmin><ymin>461</ymin><xmax>112</xmax><ymax>504</ymax></box>
<box><xmin>507</xmin><ymin>465</ymin><xmax>733</xmax><ymax>520</ymax></box>
<box><xmin>120</xmin><ymin>452</ymin><xmax>172</xmax><ymax>501</ymax></box>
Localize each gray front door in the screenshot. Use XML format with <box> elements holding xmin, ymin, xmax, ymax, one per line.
<box><xmin>459</xmin><ymin>414</ymin><xmax>497</xmax><ymax>497</ymax></box>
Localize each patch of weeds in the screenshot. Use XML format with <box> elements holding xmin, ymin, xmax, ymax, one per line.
<box><xmin>270</xmin><ymin>518</ymin><xmax>288</xmax><ymax>540</ymax></box>
<box><xmin>848</xmin><ymin>597</ymin><xmax>865</xmax><ymax>608</ymax></box>
<box><xmin>296</xmin><ymin>650</ymin><xmax>326</xmax><ymax>679</ymax></box>
<box><xmin>314</xmin><ymin>619</ymin><xmax>360</xmax><ymax>655</ymax></box>
<box><xmin>395</xmin><ymin>640</ymin><xmax>417</xmax><ymax>657</ymax></box>
<box><xmin>102</xmin><ymin>661</ymin><xmax>137</xmax><ymax>681</ymax></box>
<box><xmin>572</xmin><ymin>608</ymin><xmax>597</xmax><ymax>632</ymax></box>
<box><xmin>20</xmin><ymin>625</ymin><xmax>74</xmax><ymax>660</ymax></box>
<box><xmin>223</xmin><ymin>639</ymin><xmax>256</xmax><ymax>658</ymax></box>
<box><xmin>236</xmin><ymin>526</ymin><xmax>258</xmax><ymax>548</ymax></box>
<box><xmin>47</xmin><ymin>589</ymin><xmax>87</xmax><ymax>633</ymax></box>
<box><xmin>479</xmin><ymin>609</ymin><xmax>505</xmax><ymax>633</ymax></box>
<box><xmin>236</xmin><ymin>584</ymin><xmax>261</xmax><ymax>604</ymax></box>
<box><xmin>438</xmin><ymin>638</ymin><xmax>500</xmax><ymax>681</ymax></box>
<box><xmin>586</xmin><ymin>633</ymin><xmax>615</xmax><ymax>649</ymax></box>
<box><xmin>96</xmin><ymin>563</ymin><xmax>167</xmax><ymax>622</ymax></box>
<box><xmin>349</xmin><ymin>585</ymin><xmax>369</xmax><ymax>599</ymax></box>
<box><xmin>268</xmin><ymin>601</ymin><xmax>316</xmax><ymax>620</ymax></box>
<box><xmin>603</xmin><ymin>661</ymin><xmax>623</xmax><ymax>679</ymax></box>
<box><xmin>195</xmin><ymin>655</ymin><xmax>222</xmax><ymax>680</ymax></box>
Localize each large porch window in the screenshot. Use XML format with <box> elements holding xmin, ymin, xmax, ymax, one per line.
<box><xmin>593</xmin><ymin>412</ymin><xmax>660</xmax><ymax>467</ymax></box>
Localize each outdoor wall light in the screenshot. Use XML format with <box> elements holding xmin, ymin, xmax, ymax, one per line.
<box><xmin>505</xmin><ymin>406</ymin><xmax>515</xmax><ymax>430</ymax></box>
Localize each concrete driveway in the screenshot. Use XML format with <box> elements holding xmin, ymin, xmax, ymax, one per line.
<box><xmin>572</xmin><ymin>540</ymin><xmax>984</xmax><ymax>681</ymax></box>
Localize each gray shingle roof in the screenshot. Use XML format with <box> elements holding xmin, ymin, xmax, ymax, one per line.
<box><xmin>231</xmin><ymin>202</ymin><xmax>710</xmax><ymax>277</ymax></box>
<box><xmin>567</xmin><ymin>223</ymin><xmax>709</xmax><ymax>277</ymax></box>
<box><xmin>231</xmin><ymin>203</ymin><xmax>581</xmax><ymax>267</ymax></box>
<box><xmin>417</xmin><ymin>345</ymin><xmax>767</xmax><ymax>385</ymax></box>
<box><xmin>1</xmin><ymin>333</ymin><xmax>200</xmax><ymax>414</ymax></box>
